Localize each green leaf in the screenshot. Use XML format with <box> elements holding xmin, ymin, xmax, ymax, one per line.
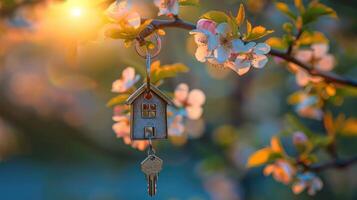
<box><xmin>201</xmin><ymin>10</ymin><xmax>231</xmax><ymax>24</ymax></box>
<box><xmin>323</xmin><ymin>111</ymin><xmax>336</xmax><ymax>136</ymax></box>
<box><xmin>340</xmin><ymin>118</ymin><xmax>357</xmax><ymax>136</ymax></box>
<box><xmin>246</xmin><ymin>20</ymin><xmax>252</xmax><ymax>34</ymax></box>
<box><xmin>236</xmin><ymin>3</ymin><xmax>245</xmax><ymax>27</ymax></box>
<box><xmin>105</xmin><ymin>20</ymin><xmax>153</xmax><ymax>40</ymax></box>
<box><xmin>244</xmin><ymin>25</ymin><xmax>274</xmax><ymax>41</ymax></box>
<box><xmin>107</xmin><ymin>94</ymin><xmax>130</xmax><ymax>107</ymax></box>
<box><xmin>271</xmin><ymin>136</ymin><xmax>284</xmax><ymax>153</ymax></box>
<box><xmin>266</xmin><ymin>37</ymin><xmax>288</xmax><ymax>50</ymax></box>
<box><xmin>179</xmin><ymin>0</ymin><xmax>200</xmax><ymax>6</ymax></box>
<box><xmin>294</xmin><ymin>0</ymin><xmax>305</xmax><ymax>13</ymax></box>
<box><xmin>302</xmin><ymin>2</ymin><xmax>337</xmax><ymax>25</ymax></box>
<box><xmin>228</xmin><ymin>13</ymin><xmax>239</xmax><ymax>37</ymax></box>
<box><xmin>298</xmin><ymin>31</ymin><xmax>328</xmax><ymax>46</ymax></box>
<box><xmin>282</xmin><ymin>22</ymin><xmax>293</xmax><ymax>33</ymax></box>
<box><xmin>247</xmin><ymin>147</ymin><xmax>273</xmax><ymax>168</ymax></box>
<box><xmin>310</xmin><ymin>135</ymin><xmax>332</xmax><ymax>148</ymax></box>
<box><xmin>151</xmin><ymin>63</ymin><xmax>190</xmax><ymax>83</ymax></box>
<box><xmin>275</xmin><ymin>2</ymin><xmax>297</xmax><ymax>20</ymax></box>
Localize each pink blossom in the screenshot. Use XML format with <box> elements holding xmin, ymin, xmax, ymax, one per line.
<box><xmin>263</xmin><ymin>159</ymin><xmax>296</xmax><ymax>185</ymax></box>
<box><xmin>190</xmin><ymin>19</ymin><xmax>218</xmax><ymax>62</ymax></box>
<box><xmin>296</xmin><ymin>95</ymin><xmax>323</xmax><ymax>120</ymax></box>
<box><xmin>227</xmin><ymin>40</ymin><xmax>271</xmax><ymax>75</ymax></box>
<box><xmin>289</xmin><ymin>43</ymin><xmax>335</xmax><ymax>86</ymax></box>
<box><xmin>154</xmin><ymin>0</ymin><xmax>179</xmax><ymax>16</ymax></box>
<box><xmin>112</xmin><ymin>67</ymin><xmax>140</xmax><ymax>93</ymax></box>
<box><xmin>292</xmin><ymin>172</ymin><xmax>323</xmax><ymax>195</ymax></box>
<box><xmin>106</xmin><ymin>0</ymin><xmax>141</xmax><ymax>29</ymax></box>
<box><xmin>173</xmin><ymin>83</ymin><xmax>206</xmax><ymax>120</ymax></box>
<box><xmin>112</xmin><ymin>105</ymin><xmax>148</xmax><ymax>151</ymax></box>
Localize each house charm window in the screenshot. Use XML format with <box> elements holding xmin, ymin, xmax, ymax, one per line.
<box><xmin>142</xmin><ymin>103</ymin><xmax>157</xmax><ymax>118</ymax></box>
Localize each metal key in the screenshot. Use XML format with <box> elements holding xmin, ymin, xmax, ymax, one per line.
<box><xmin>141</xmin><ymin>154</ymin><xmax>163</xmax><ymax>196</ymax></box>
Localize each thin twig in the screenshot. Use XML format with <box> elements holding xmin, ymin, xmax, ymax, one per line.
<box><xmin>269</xmin><ymin>50</ymin><xmax>357</xmax><ymax>87</ymax></box>
<box><xmin>307</xmin><ymin>156</ymin><xmax>357</xmax><ymax>172</ymax></box>
<box><xmin>136</xmin><ymin>18</ymin><xmax>357</xmax><ymax>88</ymax></box>
<box><xmin>286</xmin><ymin>28</ymin><xmax>303</xmax><ymax>55</ymax></box>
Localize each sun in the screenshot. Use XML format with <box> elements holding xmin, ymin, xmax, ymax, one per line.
<box><xmin>69</xmin><ymin>7</ymin><xmax>83</xmax><ymax>17</ymax></box>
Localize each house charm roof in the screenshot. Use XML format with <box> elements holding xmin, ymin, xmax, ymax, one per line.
<box><xmin>126</xmin><ymin>83</ymin><xmax>174</xmax><ymax>105</ymax></box>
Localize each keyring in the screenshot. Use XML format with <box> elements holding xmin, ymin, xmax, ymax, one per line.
<box><xmin>135</xmin><ymin>33</ymin><xmax>162</xmax><ymax>59</ymax></box>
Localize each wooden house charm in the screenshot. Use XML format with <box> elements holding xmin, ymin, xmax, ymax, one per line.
<box><xmin>126</xmin><ymin>83</ymin><xmax>173</xmax><ymax>140</ymax></box>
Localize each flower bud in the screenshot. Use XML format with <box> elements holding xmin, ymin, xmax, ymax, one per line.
<box><xmin>293</xmin><ymin>131</ymin><xmax>308</xmax><ymax>146</ymax></box>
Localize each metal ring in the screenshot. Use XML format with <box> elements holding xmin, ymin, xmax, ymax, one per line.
<box><xmin>135</xmin><ymin>33</ymin><xmax>162</xmax><ymax>59</ymax></box>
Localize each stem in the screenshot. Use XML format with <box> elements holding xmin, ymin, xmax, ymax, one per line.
<box><xmin>136</xmin><ymin>18</ymin><xmax>357</xmax><ymax>88</ymax></box>
<box><xmin>286</xmin><ymin>28</ymin><xmax>303</xmax><ymax>55</ymax></box>
<box><xmin>307</xmin><ymin>156</ymin><xmax>357</xmax><ymax>172</ymax></box>
<box><xmin>269</xmin><ymin>50</ymin><xmax>357</xmax><ymax>87</ymax></box>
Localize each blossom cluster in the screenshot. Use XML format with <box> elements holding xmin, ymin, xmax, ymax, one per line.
<box><xmin>249</xmin><ymin>133</ymin><xmax>324</xmax><ymax>196</ymax></box>
<box><xmin>106</xmin><ymin>0</ymin><xmax>179</xmax><ymax>30</ymax></box>
<box><xmin>290</xmin><ymin>43</ymin><xmax>335</xmax><ymax>86</ymax></box>
<box><xmin>190</xmin><ymin>19</ymin><xmax>271</xmax><ymax>76</ymax></box>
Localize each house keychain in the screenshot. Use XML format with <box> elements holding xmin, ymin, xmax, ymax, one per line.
<box><xmin>126</xmin><ymin>34</ymin><xmax>173</xmax><ymax>196</ymax></box>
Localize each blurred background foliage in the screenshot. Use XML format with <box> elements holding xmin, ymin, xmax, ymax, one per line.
<box><xmin>0</xmin><ymin>0</ymin><xmax>356</xmax><ymax>199</ymax></box>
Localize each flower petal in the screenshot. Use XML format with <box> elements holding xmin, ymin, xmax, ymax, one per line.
<box><xmin>207</xmin><ymin>34</ymin><xmax>219</xmax><ymax>50</ymax></box>
<box><xmin>190</xmin><ymin>30</ymin><xmax>207</xmax><ymax>45</ymax></box>
<box><xmin>232</xmin><ymin>40</ymin><xmax>256</xmax><ymax>53</ymax></box>
<box><xmin>235</xmin><ymin>54</ymin><xmax>251</xmax><ymax>69</ymax></box>
<box><xmin>187</xmin><ymin>89</ymin><xmax>206</xmax><ymax>106</ymax></box>
<box><xmin>251</xmin><ymin>54</ymin><xmax>268</xmax><ymax>69</ymax></box>
<box><xmin>263</xmin><ymin>164</ymin><xmax>275</xmax><ymax>176</ymax></box>
<box><xmin>106</xmin><ymin>0</ymin><xmax>131</xmax><ymax>21</ymax></box>
<box><xmin>190</xmin><ymin>30</ymin><xmax>218</xmax><ymax>50</ymax></box>
<box><xmin>214</xmin><ymin>46</ymin><xmax>230</xmax><ymax>63</ymax></box>
<box><xmin>126</xmin><ymin>12</ymin><xmax>141</xmax><ymax>29</ymax></box>
<box><xmin>174</xmin><ymin>83</ymin><xmax>189</xmax><ymax>106</ymax></box>
<box><xmin>216</xmin><ymin>23</ymin><xmax>230</xmax><ymax>37</ymax></box>
<box><xmin>237</xmin><ymin>67</ymin><xmax>251</xmax><ymax>75</ymax></box>
<box><xmin>292</xmin><ymin>181</ymin><xmax>306</xmax><ymax>194</ymax></box>
<box><xmin>316</xmin><ymin>54</ymin><xmax>334</xmax><ymax>71</ymax></box>
<box><xmin>288</xmin><ymin>63</ymin><xmax>300</xmax><ymax>72</ymax></box>
<box><xmin>232</xmin><ymin>39</ymin><xmax>245</xmax><ymax>53</ymax></box>
<box><xmin>296</xmin><ymin>70</ymin><xmax>310</xmax><ymax>86</ymax></box>
<box><xmin>170</xmin><ymin>0</ymin><xmax>179</xmax><ymax>15</ymax></box>
<box><xmin>122</xmin><ymin>67</ymin><xmax>135</xmax><ymax>80</ymax></box>
<box><xmin>197</xmin><ymin>19</ymin><xmax>217</xmax><ymax>34</ymax></box>
<box><xmin>227</xmin><ymin>56</ymin><xmax>252</xmax><ymax>75</ymax></box>
<box><xmin>245</xmin><ymin>42</ymin><xmax>256</xmax><ymax>51</ymax></box>
<box><xmin>186</xmin><ymin>106</ymin><xmax>203</xmax><ymax>120</ymax></box>
<box><xmin>112</xmin><ymin>79</ymin><xmax>125</xmax><ymax>93</ymax></box>
<box><xmin>312</xmin><ymin>43</ymin><xmax>328</xmax><ymax>59</ymax></box>
<box><xmin>254</xmin><ymin>43</ymin><xmax>271</xmax><ymax>55</ymax></box>
<box><xmin>195</xmin><ymin>46</ymin><xmax>210</xmax><ymax>62</ymax></box>
<box><xmin>295</xmin><ymin>50</ymin><xmax>313</xmax><ymax>63</ymax></box>
<box><xmin>155</xmin><ymin>0</ymin><xmax>179</xmax><ymax>16</ymax></box>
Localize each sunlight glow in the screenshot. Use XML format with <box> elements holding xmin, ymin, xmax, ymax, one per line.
<box><xmin>70</xmin><ymin>7</ymin><xmax>83</xmax><ymax>17</ymax></box>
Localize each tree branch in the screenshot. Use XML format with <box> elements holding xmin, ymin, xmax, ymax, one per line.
<box><xmin>269</xmin><ymin>50</ymin><xmax>357</xmax><ymax>87</ymax></box>
<box><xmin>307</xmin><ymin>156</ymin><xmax>357</xmax><ymax>172</ymax></box>
<box><xmin>137</xmin><ymin>18</ymin><xmax>357</xmax><ymax>88</ymax></box>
